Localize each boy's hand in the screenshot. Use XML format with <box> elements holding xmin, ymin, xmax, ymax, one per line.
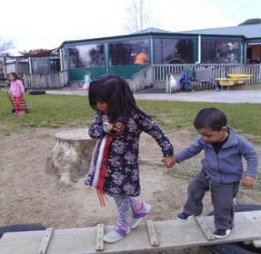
<box><xmin>242</xmin><ymin>176</ymin><xmax>255</xmax><ymax>188</ymax></box>
<box><xmin>112</xmin><ymin>122</ymin><xmax>125</xmax><ymax>132</ymax></box>
<box><xmin>162</xmin><ymin>156</ymin><xmax>175</xmax><ymax>168</ymax></box>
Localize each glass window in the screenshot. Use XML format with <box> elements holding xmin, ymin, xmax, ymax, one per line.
<box><xmin>68</xmin><ymin>44</ymin><xmax>105</xmax><ymax>68</ymax></box>
<box><xmin>201</xmin><ymin>39</ymin><xmax>241</xmax><ymax>63</ymax></box>
<box><xmin>154</xmin><ymin>38</ymin><xmax>195</xmax><ymax>64</ymax></box>
<box><xmin>31</xmin><ymin>57</ymin><xmax>49</xmax><ymax>74</ymax></box>
<box><xmin>109</xmin><ymin>39</ymin><xmax>150</xmax><ymax>65</ymax></box>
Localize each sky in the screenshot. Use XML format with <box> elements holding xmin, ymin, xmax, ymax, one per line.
<box><xmin>0</xmin><ymin>0</ymin><xmax>260</xmax><ymax>55</ymax></box>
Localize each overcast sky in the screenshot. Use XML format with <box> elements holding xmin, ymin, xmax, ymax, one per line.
<box><xmin>1</xmin><ymin>0</ymin><xmax>260</xmax><ymax>54</ymax></box>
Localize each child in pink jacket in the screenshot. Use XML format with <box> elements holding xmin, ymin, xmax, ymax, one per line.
<box><xmin>8</xmin><ymin>72</ymin><xmax>25</xmax><ymax>115</ymax></box>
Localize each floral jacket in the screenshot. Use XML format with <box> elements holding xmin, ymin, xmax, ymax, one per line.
<box><xmin>86</xmin><ymin>109</ymin><xmax>174</xmax><ymax>197</ymax></box>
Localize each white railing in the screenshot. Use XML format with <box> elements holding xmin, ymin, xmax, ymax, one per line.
<box><xmin>128</xmin><ymin>66</ymin><xmax>154</xmax><ymax>92</ymax></box>
<box><xmin>23</xmin><ymin>71</ymin><xmax>68</xmax><ymax>89</ymax></box>
<box><xmin>155</xmin><ymin>64</ymin><xmax>261</xmax><ymax>84</ymax></box>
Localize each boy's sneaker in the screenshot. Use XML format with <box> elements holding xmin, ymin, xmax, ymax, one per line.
<box><xmin>176</xmin><ymin>212</ymin><xmax>194</xmax><ymax>221</ymax></box>
<box><xmin>131</xmin><ymin>203</ymin><xmax>151</xmax><ymax>229</ymax></box>
<box><xmin>104</xmin><ymin>226</ymin><xmax>130</xmax><ymax>243</ymax></box>
<box><xmin>214</xmin><ymin>229</ymin><xmax>231</xmax><ymax>239</ymax></box>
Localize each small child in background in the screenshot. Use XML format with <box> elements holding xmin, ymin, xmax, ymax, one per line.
<box><xmin>85</xmin><ymin>75</ymin><xmax>175</xmax><ymax>243</ymax></box>
<box><xmin>8</xmin><ymin>72</ymin><xmax>25</xmax><ymax>116</ymax></box>
<box><xmin>175</xmin><ymin>108</ymin><xmax>258</xmax><ymax>239</ymax></box>
<box><xmin>83</xmin><ymin>71</ymin><xmax>92</xmax><ymax>95</ymax></box>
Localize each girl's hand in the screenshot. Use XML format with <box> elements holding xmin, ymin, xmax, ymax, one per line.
<box><xmin>112</xmin><ymin>122</ymin><xmax>125</xmax><ymax>132</ymax></box>
<box><xmin>103</xmin><ymin>122</ymin><xmax>113</xmax><ymax>133</ymax></box>
<box><xmin>162</xmin><ymin>156</ymin><xmax>175</xmax><ymax>168</ymax></box>
<box><xmin>242</xmin><ymin>176</ymin><xmax>255</xmax><ymax>188</ymax></box>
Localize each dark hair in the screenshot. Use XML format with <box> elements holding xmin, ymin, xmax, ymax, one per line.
<box><xmin>88</xmin><ymin>75</ymin><xmax>139</xmax><ymax>122</ymax></box>
<box><xmin>193</xmin><ymin>108</ymin><xmax>227</xmax><ymax>131</ymax></box>
<box><xmin>9</xmin><ymin>72</ymin><xmax>22</xmax><ymax>81</ymax></box>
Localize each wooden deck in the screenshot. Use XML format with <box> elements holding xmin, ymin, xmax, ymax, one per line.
<box><xmin>0</xmin><ymin>211</ymin><xmax>261</xmax><ymax>254</ymax></box>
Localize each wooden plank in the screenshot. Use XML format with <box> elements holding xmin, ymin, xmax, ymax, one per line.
<box><xmin>195</xmin><ymin>216</ymin><xmax>215</xmax><ymax>241</ymax></box>
<box><xmin>146</xmin><ymin>220</ymin><xmax>159</xmax><ymax>247</ymax></box>
<box><xmin>37</xmin><ymin>228</ymin><xmax>54</xmax><ymax>254</ymax></box>
<box><xmin>0</xmin><ymin>211</ymin><xmax>261</xmax><ymax>254</ymax></box>
<box><xmin>241</xmin><ymin>211</ymin><xmax>261</xmax><ymax>248</ymax></box>
<box><xmin>95</xmin><ymin>224</ymin><xmax>104</xmax><ymax>251</ymax></box>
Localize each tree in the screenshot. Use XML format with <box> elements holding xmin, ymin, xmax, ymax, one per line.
<box><xmin>124</xmin><ymin>0</ymin><xmax>154</xmax><ymax>33</ymax></box>
<box><xmin>19</xmin><ymin>49</ymin><xmax>51</xmax><ymax>56</ymax></box>
<box><xmin>0</xmin><ymin>38</ymin><xmax>13</xmax><ymax>54</ymax></box>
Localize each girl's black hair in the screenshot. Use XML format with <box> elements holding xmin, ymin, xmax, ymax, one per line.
<box><xmin>88</xmin><ymin>75</ymin><xmax>140</xmax><ymax>122</ymax></box>
<box><xmin>9</xmin><ymin>72</ymin><xmax>22</xmax><ymax>81</ymax></box>
<box><xmin>193</xmin><ymin>107</ymin><xmax>227</xmax><ymax>131</ymax></box>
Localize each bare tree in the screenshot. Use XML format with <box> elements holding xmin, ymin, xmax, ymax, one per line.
<box><xmin>0</xmin><ymin>38</ymin><xmax>14</xmax><ymax>54</ymax></box>
<box><xmin>124</xmin><ymin>0</ymin><xmax>153</xmax><ymax>33</ymax></box>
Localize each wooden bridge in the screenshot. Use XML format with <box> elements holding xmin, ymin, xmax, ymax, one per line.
<box><xmin>0</xmin><ymin>211</ymin><xmax>261</xmax><ymax>254</ymax></box>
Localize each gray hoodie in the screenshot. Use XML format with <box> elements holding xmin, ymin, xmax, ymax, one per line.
<box><xmin>175</xmin><ymin>128</ymin><xmax>258</xmax><ymax>183</ymax></box>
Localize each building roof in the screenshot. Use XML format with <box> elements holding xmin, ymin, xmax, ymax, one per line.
<box><xmin>60</xmin><ymin>30</ymin><xmax>243</xmax><ymax>48</ymax></box>
<box><xmin>20</xmin><ymin>49</ymin><xmax>58</xmax><ymax>57</ymax></box>
<box><xmin>132</xmin><ymin>27</ymin><xmax>171</xmax><ymax>34</ymax></box>
<box><xmin>180</xmin><ymin>23</ymin><xmax>261</xmax><ymax>39</ymax></box>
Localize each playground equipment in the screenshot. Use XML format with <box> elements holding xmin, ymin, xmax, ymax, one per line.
<box><xmin>0</xmin><ymin>210</ymin><xmax>261</xmax><ymax>254</ymax></box>
<box><xmin>216</xmin><ymin>73</ymin><xmax>252</xmax><ymax>90</ymax></box>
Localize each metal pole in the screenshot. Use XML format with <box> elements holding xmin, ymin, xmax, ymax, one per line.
<box><xmin>59</xmin><ymin>49</ymin><xmax>64</xmax><ymax>71</ymax></box>
<box><xmin>196</xmin><ymin>35</ymin><xmax>201</xmax><ymax>64</ymax></box>
<box><xmin>3</xmin><ymin>56</ymin><xmax>7</xmax><ymax>76</ymax></box>
<box><xmin>28</xmin><ymin>57</ymin><xmax>33</xmax><ymax>74</ymax></box>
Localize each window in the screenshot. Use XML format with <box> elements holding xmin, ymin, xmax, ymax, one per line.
<box><xmin>201</xmin><ymin>39</ymin><xmax>241</xmax><ymax>63</ymax></box>
<box><xmin>109</xmin><ymin>39</ymin><xmax>150</xmax><ymax>65</ymax></box>
<box><xmin>68</xmin><ymin>44</ymin><xmax>105</xmax><ymax>68</ymax></box>
<box><xmin>31</xmin><ymin>57</ymin><xmax>49</xmax><ymax>74</ymax></box>
<box><xmin>154</xmin><ymin>38</ymin><xmax>195</xmax><ymax>64</ymax></box>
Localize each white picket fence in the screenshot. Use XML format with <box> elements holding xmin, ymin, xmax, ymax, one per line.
<box><xmin>23</xmin><ymin>71</ymin><xmax>68</xmax><ymax>89</ymax></box>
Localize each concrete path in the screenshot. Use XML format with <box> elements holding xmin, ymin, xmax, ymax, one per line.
<box><xmin>135</xmin><ymin>90</ymin><xmax>261</xmax><ymax>104</ymax></box>
<box><xmin>46</xmin><ymin>89</ymin><xmax>261</xmax><ymax>104</ymax></box>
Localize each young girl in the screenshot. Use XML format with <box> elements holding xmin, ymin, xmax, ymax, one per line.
<box><xmin>85</xmin><ymin>75</ymin><xmax>175</xmax><ymax>243</ymax></box>
<box><xmin>8</xmin><ymin>72</ymin><xmax>25</xmax><ymax>116</ymax></box>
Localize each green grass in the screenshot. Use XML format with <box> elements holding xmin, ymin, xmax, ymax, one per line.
<box><xmin>0</xmin><ymin>92</ymin><xmax>94</xmax><ymax>134</ymax></box>
<box><xmin>1</xmin><ymin>92</ymin><xmax>261</xmax><ymax>141</ymax></box>
<box><xmin>138</xmin><ymin>100</ymin><xmax>261</xmax><ymax>141</ymax></box>
<box><xmin>1</xmin><ymin>91</ymin><xmax>261</xmax><ymax>188</ymax></box>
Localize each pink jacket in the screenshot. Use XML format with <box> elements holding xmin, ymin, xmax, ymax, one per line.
<box><xmin>9</xmin><ymin>80</ymin><xmax>25</xmax><ymax>97</ymax></box>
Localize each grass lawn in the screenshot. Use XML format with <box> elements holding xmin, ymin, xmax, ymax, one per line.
<box><xmin>1</xmin><ymin>91</ymin><xmax>261</xmax><ymax>187</ymax></box>
<box><xmin>1</xmin><ymin>91</ymin><xmax>261</xmax><ymax>141</ymax></box>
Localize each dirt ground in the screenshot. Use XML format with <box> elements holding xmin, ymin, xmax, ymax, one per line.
<box><xmin>0</xmin><ymin>128</ymin><xmax>260</xmax><ymax>254</ymax></box>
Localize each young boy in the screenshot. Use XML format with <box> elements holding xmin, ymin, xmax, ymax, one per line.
<box><xmin>83</xmin><ymin>71</ymin><xmax>92</xmax><ymax>95</ymax></box>
<box><xmin>175</xmin><ymin>108</ymin><xmax>258</xmax><ymax>239</ymax></box>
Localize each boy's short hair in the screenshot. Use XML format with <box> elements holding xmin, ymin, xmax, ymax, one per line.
<box><xmin>194</xmin><ymin>108</ymin><xmax>227</xmax><ymax>131</ymax></box>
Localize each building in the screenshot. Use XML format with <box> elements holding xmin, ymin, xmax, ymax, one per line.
<box><xmin>59</xmin><ymin>27</ymin><xmax>248</xmax><ymax>83</ymax></box>
<box><xmin>180</xmin><ymin>21</ymin><xmax>261</xmax><ymax>64</ymax></box>
<box><xmin>2</xmin><ymin>21</ymin><xmax>261</xmax><ymax>85</ymax></box>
